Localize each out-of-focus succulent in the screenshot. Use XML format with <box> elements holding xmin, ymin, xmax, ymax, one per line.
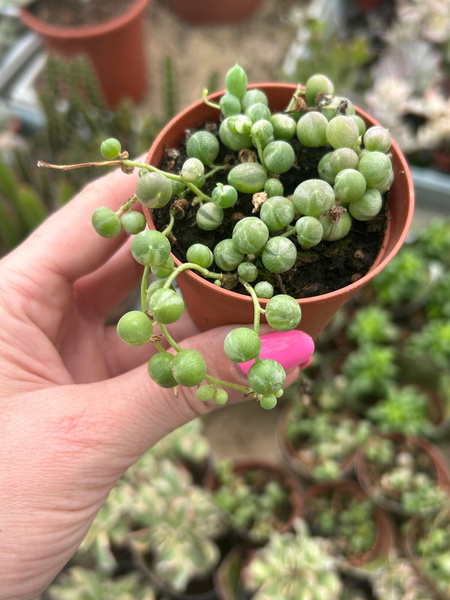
<box><xmin>367</xmin><ymin>385</ymin><xmax>435</xmax><ymax>437</ymax></box>
<box><xmin>372</xmin><ymin>558</ymin><xmax>431</xmax><ymax>600</ymax></box>
<box><xmin>286</xmin><ymin>403</ymin><xmax>371</xmax><ymax>481</ymax></box>
<box><xmin>346</xmin><ymin>306</ymin><xmax>399</xmax><ymax>347</ymax></box>
<box><xmin>212</xmin><ymin>459</ymin><xmax>290</xmax><ymax>542</ymax></box>
<box><xmin>76</xmin><ymin>482</ymin><xmax>136</xmax><ymax>573</ymax></box>
<box><xmin>244</xmin><ymin>519</ymin><xmax>342</xmax><ymax>600</ymax></box>
<box><xmin>47</xmin><ymin>567</ymin><xmax>159</xmax><ymax>600</ymax></box>
<box><xmin>130</xmin><ymin>460</ymin><xmax>228</xmax><ymax>593</ymax></box>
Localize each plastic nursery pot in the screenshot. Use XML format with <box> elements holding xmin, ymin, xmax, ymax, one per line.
<box><xmin>404</xmin><ymin>509</ymin><xmax>450</xmax><ymax>600</ymax></box>
<box><xmin>203</xmin><ymin>459</ymin><xmax>303</xmax><ymax>546</ymax></box>
<box><xmin>166</xmin><ymin>0</ymin><xmax>263</xmax><ymax>24</ymax></box>
<box><xmin>302</xmin><ymin>480</ymin><xmax>395</xmax><ymax>578</ymax></box>
<box><xmin>129</xmin><ymin>529</ymin><xmax>217</xmax><ymax>600</ymax></box>
<box><xmin>20</xmin><ymin>0</ymin><xmax>149</xmax><ymax>108</ymax></box>
<box><xmin>214</xmin><ymin>545</ymin><xmax>246</xmax><ymax>600</ymax></box>
<box><xmin>355</xmin><ymin>433</ymin><xmax>450</xmax><ymax>517</ymax></box>
<box><xmin>144</xmin><ymin>84</ymin><xmax>415</xmax><ymax>340</ymax></box>
<box><xmin>276</xmin><ymin>402</ymin><xmax>357</xmax><ymax>482</ymax></box>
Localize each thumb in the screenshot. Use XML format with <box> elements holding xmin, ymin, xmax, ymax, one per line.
<box><xmin>89</xmin><ymin>325</ymin><xmax>314</xmax><ymax>464</ymax></box>
<box><xmin>92</xmin><ymin>324</ymin><xmax>250</xmax><ymax>459</ymax></box>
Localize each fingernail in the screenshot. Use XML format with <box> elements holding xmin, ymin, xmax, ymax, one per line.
<box><xmin>239</xmin><ymin>330</ymin><xmax>315</xmax><ymax>375</ymax></box>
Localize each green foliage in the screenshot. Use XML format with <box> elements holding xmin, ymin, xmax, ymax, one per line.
<box><xmin>404</xmin><ymin>320</ymin><xmax>450</xmax><ymax>371</ymax></box>
<box><xmin>346</xmin><ymin>306</ymin><xmax>399</xmax><ymax>347</ymax></box>
<box><xmin>150</xmin><ymin>419</ymin><xmax>211</xmax><ymax>466</ymax></box>
<box><xmin>286</xmin><ymin>403</ymin><xmax>371</xmax><ymax>480</ymax></box>
<box><xmin>130</xmin><ymin>460</ymin><xmax>228</xmax><ymax>592</ymax></box>
<box><xmin>363</xmin><ymin>437</ymin><xmax>447</xmax><ymax>514</ymax></box>
<box><xmin>44</xmin><ymin>62</ymin><xmax>397</xmax><ymax>405</ymax></box>
<box><xmin>415</xmin><ymin>509</ymin><xmax>450</xmax><ymax>596</ymax></box>
<box><xmin>426</xmin><ymin>271</ymin><xmax>450</xmax><ymax>320</ymax></box>
<box><xmin>212</xmin><ymin>460</ymin><xmax>289</xmax><ymax>542</ymax></box>
<box><xmin>47</xmin><ymin>568</ymin><xmax>158</xmax><ymax>600</ymax></box>
<box><xmin>307</xmin><ymin>491</ymin><xmax>377</xmax><ymax>559</ymax></box>
<box><xmin>341</xmin><ymin>345</ymin><xmax>398</xmax><ymax>402</ymax></box>
<box><xmin>367</xmin><ymin>385</ymin><xmax>434</xmax><ymax>437</ymax></box>
<box><xmin>372</xmin><ymin>558</ymin><xmax>431</xmax><ymax>600</ymax></box>
<box><xmin>282</xmin><ymin>14</ymin><xmax>372</xmax><ymax>94</ymax></box>
<box><xmin>371</xmin><ymin>248</ymin><xmax>430</xmax><ymax>307</ymax></box>
<box><xmin>0</xmin><ymin>55</ymin><xmax>161</xmax><ymax>254</ymax></box>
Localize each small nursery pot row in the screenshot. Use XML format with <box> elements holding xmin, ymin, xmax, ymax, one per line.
<box><xmin>128</xmin><ymin>459</ymin><xmax>304</xmax><ymax>600</ymax></box>
<box><xmin>128</xmin><ymin>458</ymin><xmax>402</xmax><ymax>600</ymax></box>
<box><xmin>214</xmin><ymin>479</ymin><xmax>397</xmax><ymax>600</ymax></box>
<box><xmin>277</xmin><ymin>403</ymin><xmax>450</xmax><ymax>518</ymax></box>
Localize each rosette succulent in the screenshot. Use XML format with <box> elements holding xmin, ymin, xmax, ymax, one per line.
<box><xmin>39</xmin><ymin>64</ymin><xmax>396</xmax><ymax>409</ymax></box>
<box><xmin>243</xmin><ymin>519</ymin><xmax>342</xmax><ymax>600</ymax></box>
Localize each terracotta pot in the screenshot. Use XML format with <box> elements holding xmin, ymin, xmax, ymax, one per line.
<box><xmin>167</xmin><ymin>0</ymin><xmax>263</xmax><ymax>24</ymax></box>
<box><xmin>20</xmin><ymin>0</ymin><xmax>149</xmax><ymax>108</ymax></box>
<box><xmin>303</xmin><ymin>480</ymin><xmax>395</xmax><ymax>577</ymax></box>
<box><xmin>204</xmin><ymin>459</ymin><xmax>303</xmax><ymax>546</ymax></box>
<box><xmin>144</xmin><ymin>84</ymin><xmax>415</xmax><ymax>339</ymax></box>
<box><xmin>276</xmin><ymin>402</ymin><xmax>357</xmax><ymax>482</ymax></box>
<box><xmin>214</xmin><ymin>546</ymin><xmax>244</xmax><ymax>600</ymax></box>
<box><xmin>355</xmin><ymin>433</ymin><xmax>450</xmax><ymax>517</ymax></box>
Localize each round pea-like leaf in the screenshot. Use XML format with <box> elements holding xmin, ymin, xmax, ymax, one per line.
<box><xmin>265</xmin><ymin>295</ymin><xmax>302</xmax><ymax>331</ymax></box>
<box><xmin>262</xmin><ymin>236</ymin><xmax>297</xmax><ymax>273</ymax></box>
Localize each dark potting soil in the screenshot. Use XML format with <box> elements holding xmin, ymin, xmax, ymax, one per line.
<box><xmin>27</xmin><ymin>0</ymin><xmax>136</xmax><ymax>27</ymax></box>
<box><xmin>153</xmin><ymin>121</ymin><xmax>388</xmax><ymax>299</ymax></box>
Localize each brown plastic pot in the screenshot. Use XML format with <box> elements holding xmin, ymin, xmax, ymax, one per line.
<box><xmin>303</xmin><ymin>480</ymin><xmax>395</xmax><ymax>578</ymax></box>
<box><xmin>355</xmin><ymin>433</ymin><xmax>450</xmax><ymax>517</ymax></box>
<box><xmin>276</xmin><ymin>402</ymin><xmax>357</xmax><ymax>482</ymax></box>
<box><xmin>144</xmin><ymin>83</ymin><xmax>415</xmax><ymax>339</ymax></box>
<box><xmin>167</xmin><ymin>0</ymin><xmax>263</xmax><ymax>24</ymax></box>
<box><xmin>20</xmin><ymin>0</ymin><xmax>149</xmax><ymax>108</ymax></box>
<box><xmin>404</xmin><ymin>508</ymin><xmax>450</xmax><ymax>600</ymax></box>
<box><xmin>203</xmin><ymin>459</ymin><xmax>303</xmax><ymax>546</ymax></box>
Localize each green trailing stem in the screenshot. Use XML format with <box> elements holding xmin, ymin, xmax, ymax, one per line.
<box><xmin>162</xmin><ymin>262</ymin><xmax>223</xmax><ymax>291</ymax></box>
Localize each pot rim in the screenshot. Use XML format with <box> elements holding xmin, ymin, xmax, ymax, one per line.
<box><xmin>144</xmin><ymin>83</ymin><xmax>415</xmax><ymax>310</ymax></box>
<box><xmin>355</xmin><ymin>433</ymin><xmax>450</xmax><ymax>516</ymax></box>
<box><xmin>20</xmin><ymin>0</ymin><xmax>149</xmax><ymax>40</ymax></box>
<box><xmin>276</xmin><ymin>402</ymin><xmax>357</xmax><ymax>481</ymax></box>
<box><xmin>302</xmin><ymin>479</ymin><xmax>394</xmax><ymax>569</ymax></box>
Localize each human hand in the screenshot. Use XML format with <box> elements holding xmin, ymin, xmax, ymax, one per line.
<box><xmin>0</xmin><ymin>166</ymin><xmax>313</xmax><ymax>600</ymax></box>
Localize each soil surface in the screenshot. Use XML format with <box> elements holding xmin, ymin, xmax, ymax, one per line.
<box><xmin>27</xmin><ymin>0</ymin><xmax>136</xmax><ymax>27</ymax></box>
<box><xmin>153</xmin><ymin>121</ymin><xmax>388</xmax><ymax>300</ymax></box>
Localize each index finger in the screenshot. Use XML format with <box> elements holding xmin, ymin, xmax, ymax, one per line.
<box><xmin>17</xmin><ymin>163</ymin><xmax>142</xmax><ymax>283</ymax></box>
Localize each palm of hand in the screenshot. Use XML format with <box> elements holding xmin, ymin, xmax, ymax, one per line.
<box><xmin>0</xmin><ymin>170</ymin><xmax>197</xmax><ymax>600</ymax></box>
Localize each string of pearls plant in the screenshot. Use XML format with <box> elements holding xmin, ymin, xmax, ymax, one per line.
<box><xmin>39</xmin><ymin>65</ymin><xmax>394</xmax><ymax>410</ymax></box>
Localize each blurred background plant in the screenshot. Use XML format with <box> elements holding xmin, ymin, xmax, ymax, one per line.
<box><xmin>363</xmin><ymin>0</ymin><xmax>450</xmax><ymax>166</ymax></box>
<box><xmin>0</xmin><ymin>53</ymin><xmax>171</xmax><ymax>255</ymax></box>
<box><xmin>3</xmin><ymin>1</ymin><xmax>449</xmax><ymax>597</ymax></box>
